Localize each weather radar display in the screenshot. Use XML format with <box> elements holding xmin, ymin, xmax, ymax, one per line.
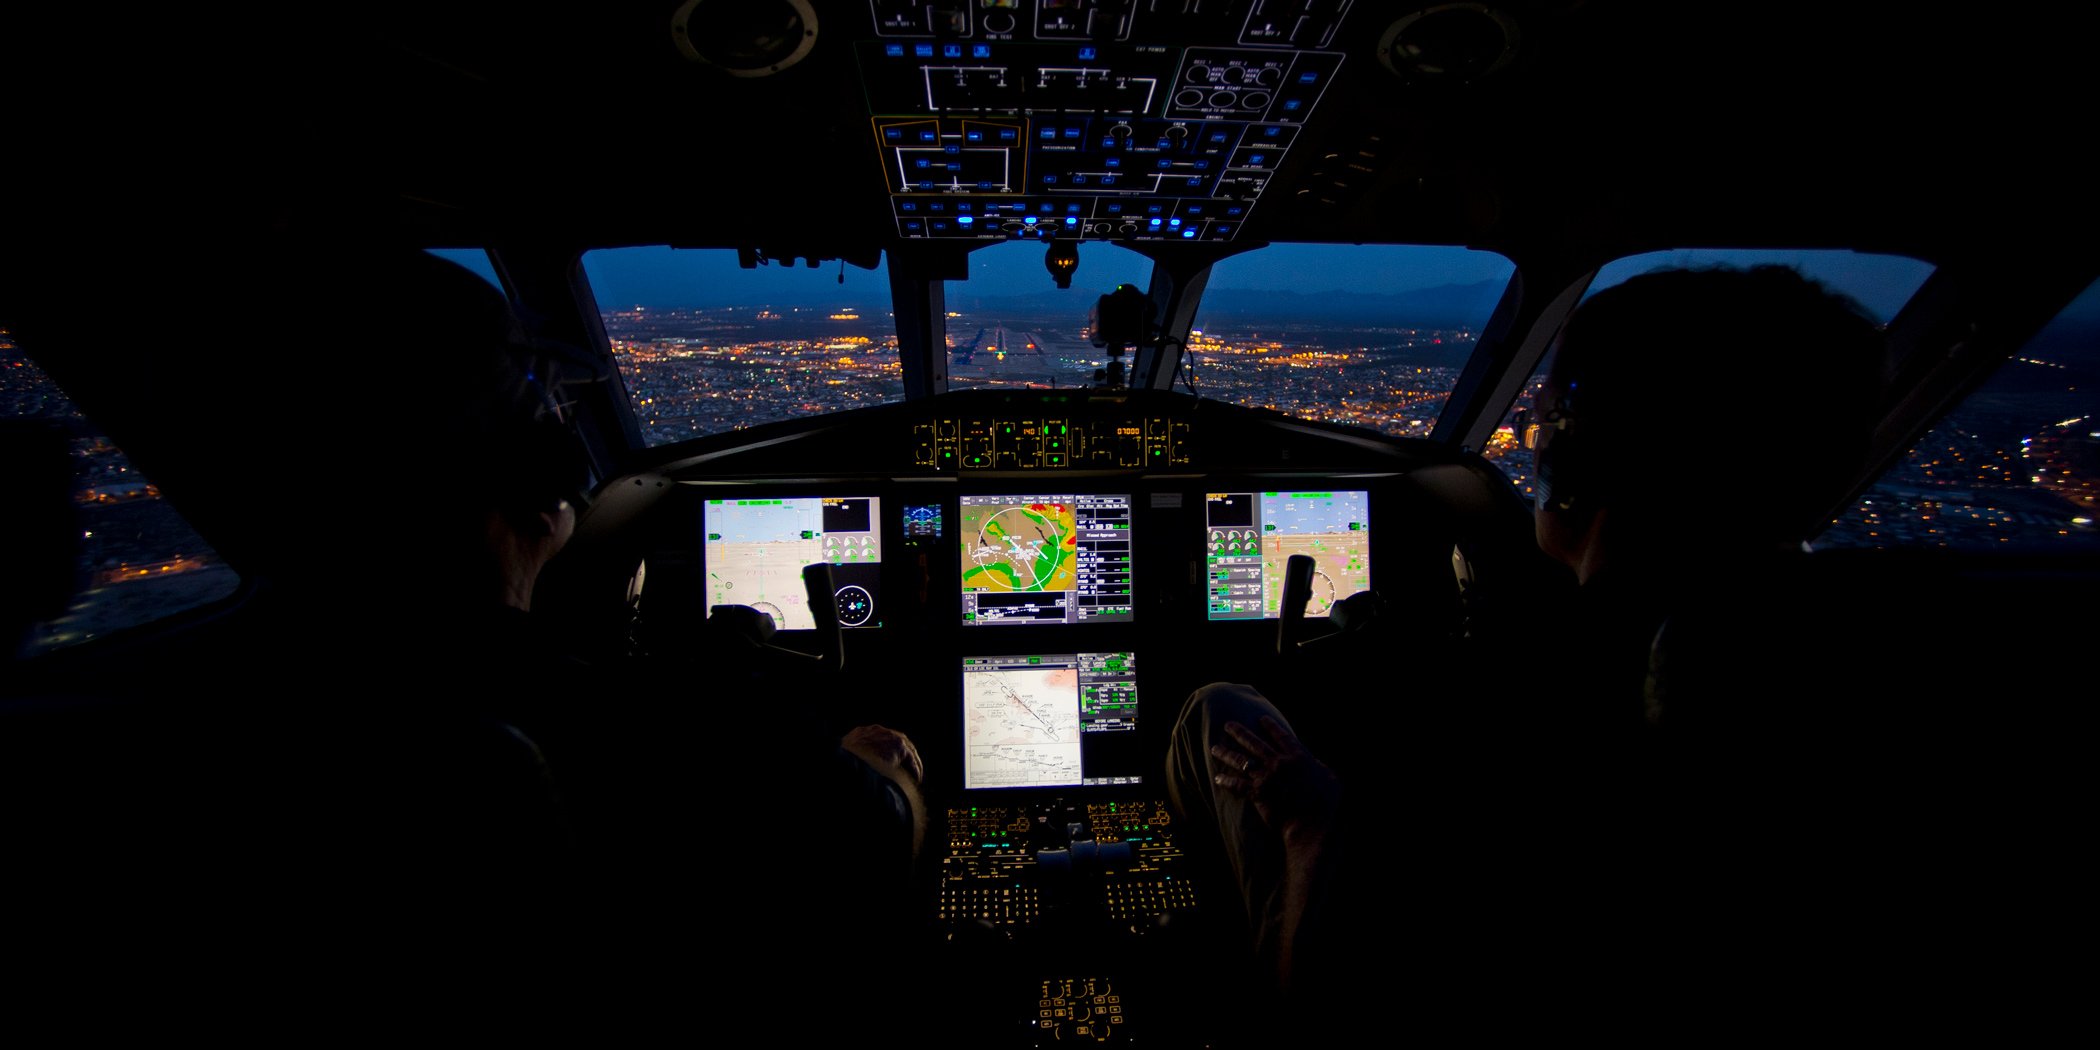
<box><xmin>704</xmin><ymin>496</ymin><xmax>882</xmax><ymax>629</ymax></box>
<box><xmin>1206</xmin><ymin>491</ymin><xmax>1370</xmax><ymax>619</ymax></box>
<box><xmin>960</xmin><ymin>494</ymin><xmax>1134</xmax><ymax>625</ymax></box>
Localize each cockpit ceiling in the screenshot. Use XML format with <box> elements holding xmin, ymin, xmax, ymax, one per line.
<box><xmin>76</xmin><ymin>0</ymin><xmax>2080</xmax><ymax>258</ymax></box>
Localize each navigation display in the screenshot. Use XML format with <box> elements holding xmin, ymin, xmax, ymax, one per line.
<box><xmin>961</xmin><ymin>652</ymin><xmax>1143</xmax><ymax>791</ymax></box>
<box><xmin>703</xmin><ymin>497</ymin><xmax>882</xmax><ymax>629</ymax></box>
<box><xmin>960</xmin><ymin>494</ymin><xmax>1133</xmax><ymax>625</ymax></box>
<box><xmin>1205</xmin><ymin>491</ymin><xmax>1369</xmax><ymax>619</ymax></box>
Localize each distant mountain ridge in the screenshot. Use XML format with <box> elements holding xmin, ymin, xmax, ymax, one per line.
<box><xmin>944</xmin><ymin>279</ymin><xmax>1506</xmax><ymax>328</ymax></box>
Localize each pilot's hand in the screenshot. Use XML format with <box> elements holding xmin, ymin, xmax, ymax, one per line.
<box><xmin>842</xmin><ymin>724</ymin><xmax>925</xmax><ymax>784</ymax></box>
<box><xmin>1211</xmin><ymin>716</ymin><xmax>1341</xmax><ymax>844</ymax></box>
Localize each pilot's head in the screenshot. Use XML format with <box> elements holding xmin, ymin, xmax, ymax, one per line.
<box><xmin>288</xmin><ymin>247</ymin><xmax>593</xmax><ymax>611</ymax></box>
<box><xmin>1531</xmin><ymin>265</ymin><xmax>1883</xmax><ymax>584</ymax></box>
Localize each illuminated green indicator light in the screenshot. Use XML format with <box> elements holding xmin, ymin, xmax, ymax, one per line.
<box><xmin>1028</xmin><ymin>656</ymin><xmax>1041</xmax><ymax>664</ymax></box>
<box><xmin>1264</xmin><ymin>491</ymin><xmax>1279</xmax><ymax>497</ymax></box>
<box><xmin>707</xmin><ymin>533</ymin><xmax>721</xmax><ymax>540</ymax></box>
<box><xmin>707</xmin><ymin>500</ymin><xmax>723</xmax><ymax>505</ymax></box>
<box><xmin>800</xmin><ymin>530</ymin><xmax>815</xmax><ymax>539</ymax></box>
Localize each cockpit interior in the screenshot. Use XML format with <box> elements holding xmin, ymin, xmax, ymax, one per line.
<box><xmin>4</xmin><ymin>1</ymin><xmax>2094</xmax><ymax>1041</ymax></box>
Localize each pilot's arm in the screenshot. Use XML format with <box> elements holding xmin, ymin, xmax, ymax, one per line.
<box><xmin>839</xmin><ymin>724</ymin><xmax>927</xmax><ymax>861</ymax></box>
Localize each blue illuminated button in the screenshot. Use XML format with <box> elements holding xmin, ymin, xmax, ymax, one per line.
<box><xmin>915</xmin><ymin>159</ymin><xmax>931</xmax><ymax>169</ymax></box>
<box><xmin>1157</xmin><ymin>159</ymin><xmax>1172</xmax><ymax>169</ymax></box>
<box><xmin>1263</xmin><ymin>127</ymin><xmax>1282</xmax><ymax>138</ymax></box>
<box><xmin>1146</xmin><ymin>204</ymin><xmax>1164</xmax><ymax>214</ymax></box>
<box><xmin>998</xmin><ymin>129</ymin><xmax>1017</xmax><ymax>141</ymax></box>
<box><xmin>1073</xmin><ymin>175</ymin><xmax>1087</xmax><ymax>185</ymax></box>
<box><xmin>1105</xmin><ymin>203</ymin><xmax>1124</xmax><ymax>213</ymax></box>
<box><xmin>958</xmin><ymin>215</ymin><xmax>974</xmax><ymax>225</ymax></box>
<box><xmin>917</xmin><ymin>181</ymin><xmax>937</xmax><ymax>190</ymax></box>
<box><xmin>1249</xmin><ymin>154</ymin><xmax>1266</xmax><ymax>165</ymax></box>
<box><xmin>1101</xmin><ymin>137</ymin><xmax>1116</xmax><ymax>149</ymax></box>
<box><xmin>1067</xmin><ymin>204</ymin><xmax>1080</xmax><ymax>212</ymax></box>
<box><xmin>900</xmin><ymin>201</ymin><xmax>918</xmax><ymax>211</ymax></box>
<box><xmin>1148</xmin><ymin>218</ymin><xmax>1162</xmax><ymax>226</ymax></box>
<box><xmin>1040</xmin><ymin>203</ymin><xmax>1055</xmax><ymax>213</ymax></box>
<box><xmin>943</xmin><ymin>44</ymin><xmax>962</xmax><ymax>58</ymax></box>
<box><xmin>1063</xmin><ymin>128</ymin><xmax>1082</xmax><ymax>139</ymax></box>
<box><xmin>1023</xmin><ymin>216</ymin><xmax>1037</xmax><ymax>225</ymax></box>
<box><xmin>904</xmin><ymin>219</ymin><xmax>924</xmax><ymax>231</ymax></box>
<box><xmin>1105</xmin><ymin>157</ymin><xmax>1121</xmax><ymax>168</ymax></box>
<box><xmin>1194</xmin><ymin>160</ymin><xmax>1209</xmax><ymax>170</ymax></box>
<box><xmin>946</xmin><ymin>162</ymin><xmax>962</xmax><ymax>171</ymax></box>
<box><xmin>914</xmin><ymin>44</ymin><xmax>934</xmax><ymax>57</ymax></box>
<box><xmin>1101</xmin><ymin>175</ymin><xmax>1116</xmax><ymax>185</ymax></box>
<box><xmin>1185</xmin><ymin>205</ymin><xmax>1205</xmax><ymax>215</ymax></box>
<box><xmin>1226</xmin><ymin>205</ymin><xmax>1245</xmax><ymax>215</ymax></box>
<box><xmin>885</xmin><ymin>44</ymin><xmax>904</xmax><ymax>57</ymax></box>
<box><xmin>1041</xmin><ymin>128</ymin><xmax>1058</xmax><ymax>140</ymax></box>
<box><xmin>1185</xmin><ymin>177</ymin><xmax>1203</xmax><ymax>188</ymax></box>
<box><xmin>973</xmin><ymin>44</ymin><xmax>991</xmax><ymax>58</ymax></box>
<box><xmin>1064</xmin><ymin>217</ymin><xmax>1077</xmax><ymax>226</ymax></box>
<box><xmin>945</xmin><ymin>144</ymin><xmax>961</xmax><ymax>154</ymax></box>
<box><xmin>1079</xmin><ymin>47</ymin><xmax>1097</xmax><ymax>60</ymax></box>
<box><xmin>920</xmin><ymin>130</ymin><xmax>938</xmax><ymax>142</ymax></box>
<box><xmin>1043</xmin><ymin>175</ymin><xmax>1057</xmax><ymax>184</ymax></box>
<box><xmin>1299</xmin><ymin>71</ymin><xmax>1318</xmax><ymax>83</ymax></box>
<box><xmin>1169</xmin><ymin>218</ymin><xmax>1182</xmax><ymax>227</ymax></box>
<box><xmin>1182</xmin><ymin>229</ymin><xmax>1197</xmax><ymax>238</ymax></box>
<box><xmin>1284</xmin><ymin>99</ymin><xmax>1302</xmax><ymax>111</ymax></box>
<box><xmin>929</xmin><ymin>201</ymin><xmax>946</xmax><ymax>211</ymax></box>
<box><xmin>884</xmin><ymin>128</ymin><xmax>902</xmax><ymax>140</ymax></box>
<box><xmin>1216</xmin><ymin>225</ymin><xmax>1231</xmax><ymax>235</ymax></box>
<box><xmin>1210</xmin><ymin>131</ymin><xmax>1230</xmax><ymax>143</ymax></box>
<box><xmin>965</xmin><ymin>130</ymin><xmax>982</xmax><ymax>142</ymax></box>
<box><xmin>957</xmin><ymin>202</ymin><xmax>972</xmax><ymax>212</ymax></box>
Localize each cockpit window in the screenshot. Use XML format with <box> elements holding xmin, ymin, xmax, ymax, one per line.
<box><xmin>1186</xmin><ymin>244</ymin><xmax>1514</xmax><ymax>436</ymax></box>
<box><xmin>945</xmin><ymin>240</ymin><xmax>1154</xmax><ymax>391</ymax></box>
<box><xmin>1480</xmin><ymin>248</ymin><xmax>1938</xmax><ymax>501</ymax></box>
<box><xmin>1819</xmin><ymin>275</ymin><xmax>2100</xmax><ymax>552</ymax></box>
<box><xmin>425</xmin><ymin>248</ymin><xmax>506</xmax><ymax>296</ymax></box>
<box><xmin>2</xmin><ymin>330</ymin><xmax>241</xmax><ymax>658</ymax></box>
<box><xmin>581</xmin><ymin>247</ymin><xmax>903</xmax><ymax>447</ymax></box>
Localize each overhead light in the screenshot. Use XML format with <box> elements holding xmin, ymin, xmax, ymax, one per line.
<box><xmin>672</xmin><ymin>0</ymin><xmax>819</xmax><ymax>78</ymax></box>
<box><xmin>1045</xmin><ymin>239</ymin><xmax>1080</xmax><ymax>289</ymax></box>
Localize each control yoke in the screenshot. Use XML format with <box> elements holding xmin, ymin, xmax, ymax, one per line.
<box><xmin>703</xmin><ymin>562</ymin><xmax>844</xmax><ymax>672</ymax></box>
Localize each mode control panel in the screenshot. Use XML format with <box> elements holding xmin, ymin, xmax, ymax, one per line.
<box><xmin>913</xmin><ymin>414</ymin><xmax>1192</xmax><ymax>470</ymax></box>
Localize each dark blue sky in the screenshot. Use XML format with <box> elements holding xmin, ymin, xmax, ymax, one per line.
<box><xmin>437</xmin><ymin>243</ymin><xmax>1938</xmax><ymax>324</ymax></box>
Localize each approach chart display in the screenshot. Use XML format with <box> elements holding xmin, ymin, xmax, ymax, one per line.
<box><xmin>960</xmin><ymin>494</ymin><xmax>1133</xmax><ymax>625</ymax></box>
<box><xmin>1205</xmin><ymin>491</ymin><xmax>1369</xmax><ymax>620</ymax></box>
<box><xmin>704</xmin><ymin>496</ymin><xmax>882</xmax><ymax>629</ymax></box>
<box><xmin>962</xmin><ymin>652</ymin><xmax>1141</xmax><ymax>790</ymax></box>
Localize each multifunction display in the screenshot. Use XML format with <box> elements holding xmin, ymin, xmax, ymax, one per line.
<box><xmin>961</xmin><ymin>493</ymin><xmax>1134</xmax><ymax>625</ymax></box>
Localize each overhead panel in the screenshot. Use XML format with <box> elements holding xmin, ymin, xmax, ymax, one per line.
<box><xmin>860</xmin><ymin>1</ymin><xmax>1350</xmax><ymax>244</ymax></box>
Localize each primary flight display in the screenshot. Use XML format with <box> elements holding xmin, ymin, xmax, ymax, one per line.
<box><xmin>703</xmin><ymin>496</ymin><xmax>883</xmax><ymax>629</ymax></box>
<box><xmin>1205</xmin><ymin>491</ymin><xmax>1370</xmax><ymax>619</ymax></box>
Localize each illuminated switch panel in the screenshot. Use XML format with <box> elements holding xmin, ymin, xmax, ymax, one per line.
<box><xmin>920</xmin><ymin>415</ymin><xmax>1192</xmax><ymax>470</ymax></box>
